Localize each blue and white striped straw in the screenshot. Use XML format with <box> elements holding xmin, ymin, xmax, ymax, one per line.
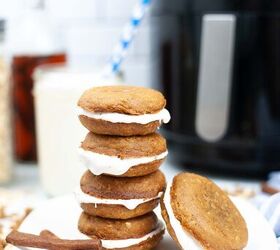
<box><xmin>103</xmin><ymin>0</ymin><xmax>152</xmax><ymax>76</ymax></box>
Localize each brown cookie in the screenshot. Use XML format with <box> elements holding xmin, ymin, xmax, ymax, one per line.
<box><xmin>161</xmin><ymin>173</ymin><xmax>248</xmax><ymax>250</ymax></box>
<box><xmin>78</xmin><ymin>170</ymin><xmax>166</xmax><ymax>219</ymax></box>
<box><xmin>78</xmin><ymin>85</ymin><xmax>166</xmax><ymax>115</ymax></box>
<box><xmin>81</xmin><ymin>170</ymin><xmax>166</xmax><ymax>199</ymax></box>
<box><xmin>77</xmin><ymin>85</ymin><xmax>169</xmax><ymax>136</ymax></box>
<box><xmin>79</xmin><ymin>212</ymin><xmax>158</xmax><ymax>240</ymax></box>
<box><xmin>79</xmin><ymin>116</ymin><xmax>160</xmax><ymax>137</ymax></box>
<box><xmin>80</xmin><ymin>132</ymin><xmax>167</xmax><ymax>177</ymax></box>
<box><xmin>80</xmin><ymin>200</ymin><xmax>159</xmax><ymax>220</ymax></box>
<box><xmin>78</xmin><ymin>212</ymin><xmax>164</xmax><ymax>250</ymax></box>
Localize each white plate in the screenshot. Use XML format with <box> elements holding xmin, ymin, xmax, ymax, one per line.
<box><xmin>11</xmin><ymin>195</ymin><xmax>278</xmax><ymax>250</ymax></box>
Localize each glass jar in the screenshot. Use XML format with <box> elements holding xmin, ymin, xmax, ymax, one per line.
<box><xmin>33</xmin><ymin>65</ymin><xmax>122</xmax><ymax>196</ymax></box>
<box><xmin>0</xmin><ymin>18</ymin><xmax>12</xmax><ymax>183</ymax></box>
<box><xmin>8</xmin><ymin>0</ymin><xmax>66</xmax><ymax>162</ymax></box>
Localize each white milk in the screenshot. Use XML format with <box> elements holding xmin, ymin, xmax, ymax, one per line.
<box><xmin>33</xmin><ymin>66</ymin><xmax>121</xmax><ymax>196</ymax></box>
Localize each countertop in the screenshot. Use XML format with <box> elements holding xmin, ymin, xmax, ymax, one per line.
<box><xmin>1</xmin><ymin>161</ymin><xmax>261</xmax><ymax>201</ymax></box>
<box><xmin>0</xmin><ymin>162</ymin><xmax>273</xmax><ymax>249</ymax></box>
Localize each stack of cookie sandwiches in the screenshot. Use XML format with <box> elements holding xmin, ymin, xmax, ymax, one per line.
<box><xmin>75</xmin><ymin>86</ymin><xmax>171</xmax><ymax>250</ymax></box>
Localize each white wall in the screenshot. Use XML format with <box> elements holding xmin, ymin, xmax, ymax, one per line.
<box><xmin>0</xmin><ymin>0</ymin><xmax>154</xmax><ymax>87</ymax></box>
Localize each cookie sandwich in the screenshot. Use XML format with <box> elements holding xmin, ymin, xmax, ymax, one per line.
<box><xmin>161</xmin><ymin>173</ymin><xmax>248</xmax><ymax>250</ymax></box>
<box><xmin>76</xmin><ymin>170</ymin><xmax>166</xmax><ymax>219</ymax></box>
<box><xmin>77</xmin><ymin>86</ymin><xmax>170</xmax><ymax>136</ymax></box>
<box><xmin>79</xmin><ymin>132</ymin><xmax>167</xmax><ymax>177</ymax></box>
<box><xmin>78</xmin><ymin>212</ymin><xmax>164</xmax><ymax>250</ymax></box>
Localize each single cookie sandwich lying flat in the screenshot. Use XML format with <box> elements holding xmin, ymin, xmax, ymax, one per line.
<box><xmin>161</xmin><ymin>173</ymin><xmax>248</xmax><ymax>250</ymax></box>
<box><xmin>77</xmin><ymin>85</ymin><xmax>170</xmax><ymax>136</ymax></box>
<box><xmin>76</xmin><ymin>170</ymin><xmax>166</xmax><ymax>219</ymax></box>
<box><xmin>78</xmin><ymin>212</ymin><xmax>164</xmax><ymax>250</ymax></box>
<box><xmin>79</xmin><ymin>132</ymin><xmax>167</xmax><ymax>177</ymax></box>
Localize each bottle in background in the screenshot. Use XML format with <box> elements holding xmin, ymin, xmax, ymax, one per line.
<box><xmin>9</xmin><ymin>0</ymin><xmax>66</xmax><ymax>162</ymax></box>
<box><xmin>0</xmin><ymin>19</ymin><xmax>13</xmax><ymax>183</ymax></box>
<box><xmin>33</xmin><ymin>65</ymin><xmax>122</xmax><ymax>195</ymax></box>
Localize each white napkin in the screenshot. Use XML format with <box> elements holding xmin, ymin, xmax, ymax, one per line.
<box><xmin>257</xmin><ymin>172</ymin><xmax>280</xmax><ymax>249</ymax></box>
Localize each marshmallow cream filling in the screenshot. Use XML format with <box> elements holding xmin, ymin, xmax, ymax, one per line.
<box><xmin>77</xmin><ymin>107</ymin><xmax>171</xmax><ymax>124</ymax></box>
<box><xmin>164</xmin><ymin>183</ymin><xmax>204</xmax><ymax>250</ymax></box>
<box><xmin>79</xmin><ymin>148</ymin><xmax>168</xmax><ymax>176</ymax></box>
<box><xmin>101</xmin><ymin>221</ymin><xmax>164</xmax><ymax>249</ymax></box>
<box><xmin>75</xmin><ymin>186</ymin><xmax>163</xmax><ymax>210</ymax></box>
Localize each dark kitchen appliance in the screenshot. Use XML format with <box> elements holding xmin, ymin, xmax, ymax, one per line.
<box><xmin>151</xmin><ymin>0</ymin><xmax>280</xmax><ymax>177</ymax></box>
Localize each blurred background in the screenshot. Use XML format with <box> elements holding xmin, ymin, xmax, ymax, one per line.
<box><xmin>0</xmin><ymin>0</ymin><xmax>280</xmax><ymax>196</ymax></box>
<box><xmin>0</xmin><ymin>0</ymin><xmax>157</xmax><ymax>194</ymax></box>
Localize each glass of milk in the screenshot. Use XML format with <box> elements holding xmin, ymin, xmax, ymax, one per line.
<box><xmin>33</xmin><ymin>64</ymin><xmax>122</xmax><ymax>196</ymax></box>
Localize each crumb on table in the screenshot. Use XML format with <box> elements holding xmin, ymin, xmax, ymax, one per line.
<box><xmin>224</xmin><ymin>186</ymin><xmax>256</xmax><ymax>199</ymax></box>
<box><xmin>0</xmin><ymin>201</ymin><xmax>32</xmax><ymax>249</ymax></box>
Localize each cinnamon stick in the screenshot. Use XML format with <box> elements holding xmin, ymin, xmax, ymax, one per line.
<box><xmin>261</xmin><ymin>182</ymin><xmax>279</xmax><ymax>195</ymax></box>
<box><xmin>40</xmin><ymin>230</ymin><xmax>60</xmax><ymax>239</ymax></box>
<box><xmin>6</xmin><ymin>230</ymin><xmax>102</xmax><ymax>250</ymax></box>
<box><xmin>40</xmin><ymin>230</ymin><xmax>66</xmax><ymax>250</ymax></box>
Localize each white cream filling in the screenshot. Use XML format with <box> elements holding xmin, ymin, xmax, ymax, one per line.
<box><xmin>164</xmin><ymin>183</ymin><xmax>204</xmax><ymax>250</ymax></box>
<box><xmin>78</xmin><ymin>148</ymin><xmax>168</xmax><ymax>176</ymax></box>
<box><xmin>77</xmin><ymin>107</ymin><xmax>171</xmax><ymax>124</ymax></box>
<box><xmin>75</xmin><ymin>185</ymin><xmax>163</xmax><ymax>210</ymax></box>
<box><xmin>101</xmin><ymin>221</ymin><xmax>164</xmax><ymax>249</ymax></box>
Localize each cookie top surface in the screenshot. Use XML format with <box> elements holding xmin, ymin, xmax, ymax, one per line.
<box><xmin>170</xmin><ymin>173</ymin><xmax>248</xmax><ymax>250</ymax></box>
<box><xmin>81</xmin><ymin>170</ymin><xmax>166</xmax><ymax>199</ymax></box>
<box><xmin>81</xmin><ymin>132</ymin><xmax>166</xmax><ymax>158</ymax></box>
<box><xmin>78</xmin><ymin>85</ymin><xmax>166</xmax><ymax>115</ymax></box>
<box><xmin>79</xmin><ymin>212</ymin><xmax>158</xmax><ymax>240</ymax></box>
